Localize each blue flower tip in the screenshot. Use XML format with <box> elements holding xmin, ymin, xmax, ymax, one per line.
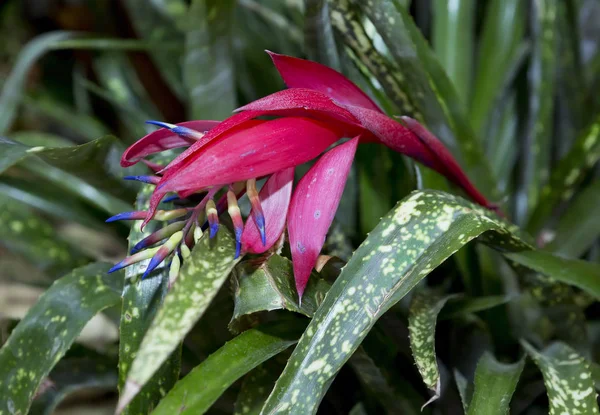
<box><xmin>146</xmin><ymin>120</ymin><xmax>173</xmax><ymax>130</ymax></box>
<box><xmin>108</xmin><ymin>262</ymin><xmax>124</xmax><ymax>274</ymax></box>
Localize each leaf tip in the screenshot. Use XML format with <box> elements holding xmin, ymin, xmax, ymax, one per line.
<box><xmin>115</xmin><ymin>380</ymin><xmax>141</xmax><ymax>414</ymax></box>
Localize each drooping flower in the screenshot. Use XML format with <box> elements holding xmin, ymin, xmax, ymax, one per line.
<box><xmin>108</xmin><ymin>52</ymin><xmax>495</xmax><ymax>298</ymax></box>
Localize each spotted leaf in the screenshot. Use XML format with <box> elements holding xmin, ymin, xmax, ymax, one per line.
<box><xmin>527</xmin><ymin>113</ymin><xmax>600</xmax><ymax>233</ymax></box>
<box><xmin>118</xmin><ymin>183</ymin><xmax>182</xmax><ymax>415</ymax></box>
<box><xmin>0</xmin><ymin>262</ymin><xmax>123</xmax><ymax>415</ymax></box>
<box><xmin>408</xmin><ymin>290</ymin><xmax>458</xmax><ymax>406</ymax></box>
<box><xmin>521</xmin><ymin>341</ymin><xmax>600</xmax><ymax>415</ymax></box>
<box><xmin>117</xmin><ymin>226</ymin><xmax>239</xmax><ymax>412</ymax></box>
<box><xmin>261</xmin><ymin>190</ymin><xmax>530</xmax><ymax>414</ymax></box>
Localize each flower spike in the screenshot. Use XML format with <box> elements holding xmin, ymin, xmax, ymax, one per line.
<box><xmin>246</xmin><ymin>179</ymin><xmax>266</xmax><ymax>246</ymax></box>
<box><xmin>206</xmin><ymin>199</ymin><xmax>219</xmax><ymax>238</ymax></box>
<box><xmin>142</xmin><ymin>230</ymin><xmax>183</xmax><ymax>279</ymax></box>
<box><xmin>130</xmin><ymin>221</ymin><xmax>186</xmax><ymax>254</ymax></box>
<box><xmin>227</xmin><ymin>190</ymin><xmax>244</xmax><ymax>258</ymax></box>
<box><xmin>123</xmin><ymin>175</ymin><xmax>161</xmax><ymax>185</ymax></box>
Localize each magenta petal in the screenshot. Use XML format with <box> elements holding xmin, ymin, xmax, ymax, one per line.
<box><xmin>242</xmin><ymin>167</ymin><xmax>294</xmax><ymax>254</ymax></box>
<box><xmin>160</xmin><ymin>111</ymin><xmax>263</xmax><ymax>174</ymax></box>
<box><xmin>267</xmin><ymin>51</ymin><xmax>382</xmax><ymax>113</ymax></box>
<box><xmin>399</xmin><ymin>117</ymin><xmax>493</xmax><ymax>209</ymax></box>
<box><xmin>158</xmin><ymin>117</ymin><xmax>343</xmax><ymax>194</ymax></box>
<box><xmin>341</xmin><ymin>104</ymin><xmax>445</xmax><ymax>172</ymax></box>
<box><xmin>121</xmin><ymin>120</ymin><xmax>220</xmax><ymax>167</ymax></box>
<box><xmin>236</xmin><ymin>88</ymin><xmax>361</xmax><ymax>129</ymax></box>
<box><xmin>288</xmin><ymin>137</ymin><xmax>359</xmax><ymax>298</ymax></box>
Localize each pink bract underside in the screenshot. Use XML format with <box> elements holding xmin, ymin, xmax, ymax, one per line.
<box><xmin>287</xmin><ymin>136</ymin><xmax>360</xmax><ymax>298</ymax></box>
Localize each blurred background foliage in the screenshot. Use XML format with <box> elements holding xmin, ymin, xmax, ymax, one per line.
<box><xmin>0</xmin><ymin>0</ymin><xmax>599</xmax><ymax>414</ymax></box>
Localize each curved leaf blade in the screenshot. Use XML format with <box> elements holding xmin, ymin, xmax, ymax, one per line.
<box><xmin>30</xmin><ymin>356</ymin><xmax>117</xmax><ymax>415</ymax></box>
<box><xmin>118</xmin><ymin>184</ymin><xmax>181</xmax><ymax>415</ymax></box>
<box><xmin>527</xmin><ymin>114</ymin><xmax>600</xmax><ymax>233</ymax></box>
<box><xmin>117</xmin><ymin>227</ymin><xmax>239</xmax><ymax>412</ymax></box>
<box><xmin>466</xmin><ymin>353</ymin><xmax>524</xmax><ymax>415</ymax></box>
<box><xmin>505</xmin><ymin>250</ymin><xmax>600</xmax><ymax>299</ymax></box>
<box><xmin>152</xmin><ymin>321</ymin><xmax>304</xmax><ymax>415</ymax></box>
<box><xmin>408</xmin><ymin>291</ymin><xmax>457</xmax><ymax>405</ymax></box>
<box><xmin>0</xmin><ymin>31</ymin><xmax>76</xmax><ymax>134</ymax></box>
<box><xmin>521</xmin><ymin>341</ymin><xmax>600</xmax><ymax>414</ymax></box>
<box><xmin>260</xmin><ymin>190</ymin><xmax>530</xmax><ymax>413</ymax></box>
<box><xmin>230</xmin><ymin>254</ymin><xmax>330</xmax><ymax>330</ymax></box>
<box><xmin>0</xmin><ymin>262</ymin><xmax>123</xmax><ymax>414</ymax></box>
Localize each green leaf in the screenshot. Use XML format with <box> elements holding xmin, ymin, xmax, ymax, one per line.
<box><xmin>432</xmin><ymin>0</ymin><xmax>475</xmax><ymax>103</ymax></box>
<box><xmin>122</xmin><ymin>0</ymin><xmax>186</xmax><ymax>98</ymax></box>
<box><xmin>304</xmin><ymin>0</ymin><xmax>340</xmax><ymax>69</ymax></box>
<box><xmin>26</xmin><ymin>136</ymin><xmax>134</xmax><ymax>201</ymax></box>
<box><xmin>0</xmin><ymin>31</ymin><xmax>76</xmax><ymax>134</ymax></box>
<box><xmin>260</xmin><ymin>190</ymin><xmax>530</xmax><ymax>413</ymax></box>
<box><xmin>516</xmin><ymin>0</ymin><xmax>559</xmax><ymax>222</ymax></box>
<box><xmin>408</xmin><ymin>290</ymin><xmax>457</xmax><ymax>404</ymax></box>
<box><xmin>184</xmin><ymin>0</ymin><xmax>236</xmax><ymax>119</ymax></box>
<box><xmin>0</xmin><ymin>262</ymin><xmax>123</xmax><ymax>415</ymax></box>
<box><xmin>0</xmin><ymin>177</ymin><xmax>103</xmax><ymax>229</ymax></box>
<box><xmin>466</xmin><ymin>353</ymin><xmax>524</xmax><ymax>415</ymax></box>
<box><xmin>118</xmin><ymin>184</ymin><xmax>182</xmax><ymax>415</ymax></box>
<box><xmin>230</xmin><ymin>255</ymin><xmax>329</xmax><ymax>330</ymax></box>
<box><xmin>505</xmin><ymin>250</ymin><xmax>600</xmax><ymax>299</ymax></box>
<box><xmin>234</xmin><ymin>360</ymin><xmax>283</xmax><ymax>415</ymax></box>
<box><xmin>152</xmin><ymin>321</ymin><xmax>304</xmax><ymax>415</ymax></box>
<box><xmin>345</xmin><ymin>0</ymin><xmax>498</xmax><ymax>199</ymax></box>
<box><xmin>22</xmin><ymin>95</ymin><xmax>109</xmax><ymax>141</ymax></box>
<box><xmin>0</xmin><ymin>196</ymin><xmax>87</xmax><ymax>276</ymax></box>
<box><xmin>117</xmin><ymin>227</ymin><xmax>240</xmax><ymax>411</ymax></box>
<box><xmin>30</xmin><ymin>356</ymin><xmax>118</xmax><ymax>415</ymax></box>
<box><xmin>0</xmin><ymin>137</ymin><xmax>29</xmax><ymax>175</ymax></box>
<box><xmin>439</xmin><ymin>295</ymin><xmax>513</xmax><ymax>320</ymax></box>
<box><xmin>545</xmin><ymin>180</ymin><xmax>600</xmax><ymax>258</ymax></box>
<box><xmin>349</xmin><ymin>348</ymin><xmax>420</xmax><ymax>415</ymax></box>
<box><xmin>470</xmin><ymin>0</ymin><xmax>526</xmax><ymax>136</ymax></box>
<box><xmin>527</xmin><ymin>114</ymin><xmax>600</xmax><ymax>233</ymax></box>
<box><xmin>521</xmin><ymin>341</ymin><xmax>600</xmax><ymax>414</ymax></box>
<box><xmin>454</xmin><ymin>369</ymin><xmax>473</xmax><ymax>413</ymax></box>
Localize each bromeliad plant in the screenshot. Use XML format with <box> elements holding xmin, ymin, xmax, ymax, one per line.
<box><xmin>107</xmin><ymin>52</ymin><xmax>495</xmax><ymax>298</ymax></box>
<box><xmin>0</xmin><ymin>1</ymin><xmax>599</xmax><ymax>415</ymax></box>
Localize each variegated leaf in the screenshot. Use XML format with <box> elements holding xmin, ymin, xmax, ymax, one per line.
<box><xmin>408</xmin><ymin>291</ymin><xmax>458</xmax><ymax>406</ymax></box>
<box><xmin>260</xmin><ymin>190</ymin><xmax>530</xmax><ymax>413</ymax></box>
<box><xmin>521</xmin><ymin>341</ymin><xmax>600</xmax><ymax>415</ymax></box>
<box><xmin>117</xmin><ymin>227</ymin><xmax>239</xmax><ymax>412</ymax></box>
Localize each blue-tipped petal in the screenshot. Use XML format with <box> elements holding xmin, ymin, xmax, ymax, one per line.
<box><xmin>209</xmin><ymin>222</ymin><xmax>219</xmax><ymax>238</ymax></box>
<box><xmin>108</xmin><ymin>260</ymin><xmax>126</xmax><ymax>274</ymax></box>
<box><xmin>106</xmin><ymin>211</ymin><xmax>145</xmax><ymax>223</ymax></box>
<box><xmin>146</xmin><ymin>120</ymin><xmax>177</xmax><ymax>129</ymax></box>
<box><xmin>162</xmin><ymin>194</ymin><xmax>180</xmax><ymax>203</ymax></box>
<box><xmin>124</xmin><ymin>175</ymin><xmax>160</xmax><ymax>185</ymax></box>
<box><xmin>141</xmin><ymin>255</ymin><xmax>163</xmax><ymax>279</ymax></box>
<box><xmin>255</xmin><ymin>214</ymin><xmax>267</xmax><ymax>246</ymax></box>
<box><xmin>234</xmin><ymin>228</ymin><xmax>242</xmax><ymax>259</ymax></box>
<box><xmin>145</xmin><ymin>120</ymin><xmax>203</xmax><ymax>140</ymax></box>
